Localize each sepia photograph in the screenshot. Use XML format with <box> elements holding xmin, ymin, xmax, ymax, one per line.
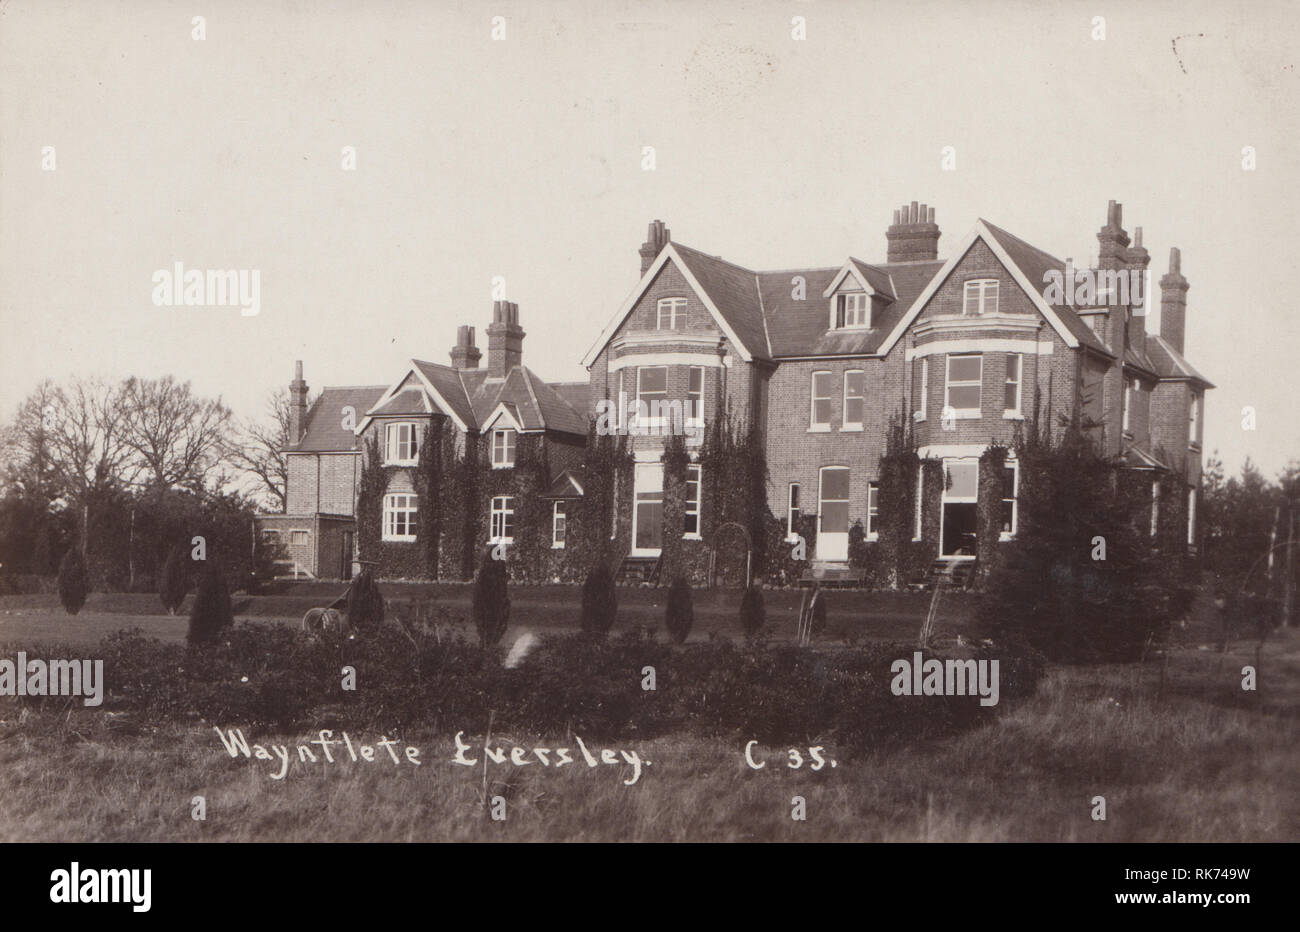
<box><xmin>0</xmin><ymin>0</ymin><xmax>1295</xmax><ymax>900</ymax></box>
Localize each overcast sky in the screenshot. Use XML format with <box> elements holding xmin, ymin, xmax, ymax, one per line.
<box><xmin>2</xmin><ymin>0</ymin><xmax>1297</xmax><ymax>479</ymax></box>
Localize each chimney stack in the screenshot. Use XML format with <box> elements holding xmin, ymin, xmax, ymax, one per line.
<box><xmin>1096</xmin><ymin>199</ymin><xmax>1131</xmax><ymax>268</ymax></box>
<box><xmin>639</xmin><ymin>219</ymin><xmax>671</xmax><ymax>276</ymax></box>
<box><xmin>449</xmin><ymin>325</ymin><xmax>481</xmax><ymax>369</ymax></box>
<box><xmin>288</xmin><ymin>360</ymin><xmax>309</xmax><ymax>448</ymax></box>
<box><xmin>885</xmin><ymin>201</ymin><xmax>940</xmax><ymax>263</ymax></box>
<box><xmin>1159</xmin><ymin>247</ymin><xmax>1189</xmax><ymax>353</ymax></box>
<box><xmin>1126</xmin><ymin>225</ymin><xmax>1150</xmax><ymax>349</ymax></box>
<box><xmin>487</xmin><ymin>301</ymin><xmax>525</xmax><ymax>379</ymax></box>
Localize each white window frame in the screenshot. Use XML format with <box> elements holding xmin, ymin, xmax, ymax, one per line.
<box><xmin>1122</xmin><ymin>377</ymin><xmax>1135</xmax><ymax>433</ymax></box>
<box><xmin>999</xmin><ymin>461</ymin><xmax>1019</xmax><ymax>540</ymax></box>
<box><xmin>809</xmin><ymin>370</ymin><xmax>833</xmax><ymax>431</ymax></box>
<box><xmin>787</xmin><ymin>482</ymin><xmax>802</xmax><ymax>542</ymax></box>
<box><xmin>683</xmin><ymin>464</ymin><xmax>702</xmax><ymax>538</ymax></box>
<box><xmin>657</xmin><ymin>297</ymin><xmax>687</xmax><ymax>330</ymax></box>
<box><xmin>686</xmin><ymin>366</ymin><xmax>704</xmax><ymax>427</ymax></box>
<box><xmin>552</xmin><ymin>501</ymin><xmax>566</xmax><ymax>549</ymax></box>
<box><xmin>866</xmin><ymin>481</ymin><xmax>880</xmax><ymax>541</ymax></box>
<box><xmin>944</xmin><ymin>354</ymin><xmax>983</xmax><ymax>418</ymax></box>
<box><xmin>914</xmin><ymin>357</ymin><xmax>928</xmax><ymax>422</ymax></box>
<box><xmin>832</xmin><ymin>292</ymin><xmax>871</xmax><ymax>329</ymax></box>
<box><xmin>1188</xmin><ymin>393</ymin><xmax>1200</xmax><ymax>446</ymax></box>
<box><xmin>1187</xmin><ymin>486</ymin><xmax>1197</xmax><ymax>547</ymax></box>
<box><xmin>962</xmin><ymin>279</ymin><xmax>999</xmax><ymax>316</ymax></box>
<box><xmin>490</xmin><ymin>495</ymin><xmax>515</xmax><ymax>544</ymax></box>
<box><xmin>290</xmin><ymin>529</ymin><xmax>310</xmax><ymax>546</ymax></box>
<box><xmin>1150</xmin><ymin>480</ymin><xmax>1161</xmax><ymax>537</ymax></box>
<box><xmin>1004</xmin><ymin>353</ymin><xmax>1023</xmax><ymax>417</ymax></box>
<box><xmin>384</xmin><ymin>422</ymin><xmax>419</xmax><ymax>465</ymax></box>
<box><xmin>913</xmin><ymin>467</ymin><xmax>924</xmax><ymax>541</ymax></box>
<box><xmin>491</xmin><ymin>428</ymin><xmax>517</xmax><ymax>468</ymax></box>
<box><xmin>635</xmin><ymin>366</ymin><xmax>668</xmax><ymax>430</ymax></box>
<box><xmin>382</xmin><ymin>493</ymin><xmax>418</xmax><ymax>542</ymax></box>
<box><xmin>842</xmin><ymin>369</ymin><xmax>865</xmax><ymax>431</ymax></box>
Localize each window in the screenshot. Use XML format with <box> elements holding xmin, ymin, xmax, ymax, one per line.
<box><xmin>962</xmin><ymin>279</ymin><xmax>998</xmax><ymax>316</ymax></box>
<box><xmin>261</xmin><ymin>529</ymin><xmax>280</xmax><ymax>543</ymax></box>
<box><xmin>633</xmin><ymin>463</ymin><xmax>664</xmax><ymax>552</ymax></box>
<box><xmin>1150</xmin><ymin>480</ymin><xmax>1161</xmax><ymax>537</ymax></box>
<box><xmin>945</xmin><ymin>354</ymin><xmax>982</xmax><ymax>415</ymax></box>
<box><xmin>1000</xmin><ymin>464</ymin><xmax>1018</xmax><ymax>537</ymax></box>
<box><xmin>290</xmin><ymin>529</ymin><xmax>309</xmax><ymax>546</ymax></box>
<box><xmin>866</xmin><ymin>482</ymin><xmax>879</xmax><ymax>540</ymax></box>
<box><xmin>552</xmin><ymin>501</ymin><xmax>566</xmax><ymax>548</ymax></box>
<box><xmin>491</xmin><ymin>428</ymin><xmax>517</xmax><ymax>468</ymax></box>
<box><xmin>787</xmin><ymin>483</ymin><xmax>802</xmax><ymax>540</ymax></box>
<box><xmin>915</xmin><ymin>357</ymin><xmax>928</xmax><ymax>421</ymax></box>
<box><xmin>687</xmin><ymin>366</ymin><xmax>704</xmax><ymax>426</ymax></box>
<box><xmin>657</xmin><ymin>297</ymin><xmax>687</xmax><ymax>330</ymax></box>
<box><xmin>1004</xmin><ymin>354</ymin><xmax>1022</xmax><ymax>414</ymax></box>
<box><xmin>810</xmin><ymin>371</ymin><xmax>832</xmax><ymax>430</ymax></box>
<box><xmin>382</xmin><ymin>494</ymin><xmax>418</xmax><ymax>541</ymax></box>
<box><xmin>385</xmin><ymin>422</ymin><xmax>418</xmax><ymax>464</ymax></box>
<box><xmin>684</xmin><ymin>465</ymin><xmax>701</xmax><ymax>536</ymax></box>
<box><xmin>843</xmin><ymin>370</ymin><xmax>865</xmax><ymax>430</ymax></box>
<box><xmin>636</xmin><ymin>366</ymin><xmax>668</xmax><ymax>426</ymax></box>
<box><xmin>1122</xmin><ymin>377</ymin><xmax>1135</xmax><ymax>433</ymax></box>
<box><xmin>1188</xmin><ymin>393</ymin><xmax>1200</xmax><ymax>445</ymax></box>
<box><xmin>490</xmin><ymin>496</ymin><xmax>515</xmax><ymax>543</ymax></box>
<box><xmin>834</xmin><ymin>292</ymin><xmax>870</xmax><ymax>328</ymax></box>
<box><xmin>1187</xmin><ymin>487</ymin><xmax>1197</xmax><ymax>546</ymax></box>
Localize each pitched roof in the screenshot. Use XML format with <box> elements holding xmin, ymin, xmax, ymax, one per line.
<box><xmin>407</xmin><ymin>360</ymin><xmax>588</xmax><ymax>436</ymax></box>
<box><xmin>1146</xmin><ymin>334</ymin><xmax>1215</xmax><ymax>387</ymax></box>
<box><xmin>671</xmin><ymin>244</ymin><xmax>771</xmax><ymax>359</ymax></box>
<box><xmin>540</xmin><ymin>468</ymin><xmax>585</xmax><ymax>499</ymax></box>
<box><xmin>1123</xmin><ymin>443</ymin><xmax>1170</xmax><ymax>471</ymax></box>
<box><xmin>978</xmin><ymin>220</ymin><xmax>1110</xmax><ymax>354</ymax></box>
<box><xmin>292</xmin><ymin>386</ymin><xmax>386</xmax><ymax>452</ymax></box>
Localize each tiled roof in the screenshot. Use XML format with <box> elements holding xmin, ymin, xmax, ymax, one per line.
<box><xmin>540</xmin><ymin>469</ymin><xmax>585</xmax><ymax>498</ymax></box>
<box><xmin>672</xmin><ymin>244</ymin><xmax>771</xmax><ymax>359</ymax></box>
<box><xmin>1146</xmin><ymin>334</ymin><xmax>1215</xmax><ymax>387</ymax></box>
<box><xmin>1123</xmin><ymin>444</ymin><xmax>1170</xmax><ymax>471</ymax></box>
<box><xmin>292</xmin><ymin>386</ymin><xmax>386</xmax><ymax>452</ymax></box>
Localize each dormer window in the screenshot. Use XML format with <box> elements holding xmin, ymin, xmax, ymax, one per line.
<box><xmin>833</xmin><ymin>292</ymin><xmax>870</xmax><ymax>329</ymax></box>
<box><xmin>657</xmin><ymin>297</ymin><xmax>687</xmax><ymax>329</ymax></box>
<box><xmin>962</xmin><ymin>279</ymin><xmax>999</xmax><ymax>316</ymax></box>
<box><xmin>491</xmin><ymin>428</ymin><xmax>517</xmax><ymax>468</ymax></box>
<box><xmin>384</xmin><ymin>422</ymin><xmax>419</xmax><ymax>464</ymax></box>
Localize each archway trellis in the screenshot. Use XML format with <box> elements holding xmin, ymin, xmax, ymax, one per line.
<box><xmin>708</xmin><ymin>521</ymin><xmax>752</xmax><ymax>589</ymax></box>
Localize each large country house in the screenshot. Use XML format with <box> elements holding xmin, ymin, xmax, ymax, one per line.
<box><xmin>257</xmin><ymin>199</ymin><xmax>1212</xmax><ymax>585</ymax></box>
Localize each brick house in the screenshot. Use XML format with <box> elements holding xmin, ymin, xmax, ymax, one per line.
<box><xmin>581</xmin><ymin>201</ymin><xmax>1212</xmax><ymax>577</ymax></box>
<box><xmin>258</xmin><ymin>303</ymin><xmax>587</xmax><ymax>579</ymax></box>
<box><xmin>260</xmin><ymin>199</ymin><xmax>1211</xmax><ymax>582</ymax></box>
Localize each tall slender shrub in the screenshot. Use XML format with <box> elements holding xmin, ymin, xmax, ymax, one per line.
<box><xmin>187</xmin><ymin>562</ymin><xmax>233</xmax><ymax>645</ymax></box>
<box><xmin>57</xmin><ymin>547</ymin><xmax>89</xmax><ymax>615</ymax></box>
<box><xmin>473</xmin><ymin>549</ymin><xmax>511</xmax><ymax>648</ymax></box>
<box><xmin>580</xmin><ymin>561</ymin><xmax>618</xmax><ymax>638</ymax></box>
<box><xmin>664</xmin><ymin>575</ymin><xmax>694</xmax><ymax>644</ymax></box>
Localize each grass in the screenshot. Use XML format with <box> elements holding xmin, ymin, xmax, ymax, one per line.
<box><xmin>0</xmin><ymin>626</ymin><xmax>1295</xmax><ymax>842</ymax></box>
<box><xmin>0</xmin><ymin>584</ymin><xmax>970</xmax><ymax>646</ymax></box>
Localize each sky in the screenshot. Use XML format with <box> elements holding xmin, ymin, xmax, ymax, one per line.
<box><xmin>2</xmin><ymin>0</ymin><xmax>1298</xmax><ymax>479</ymax></box>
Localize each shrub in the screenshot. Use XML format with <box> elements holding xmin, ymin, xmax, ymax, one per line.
<box><xmin>346</xmin><ymin>568</ymin><xmax>385</xmax><ymax>630</ymax></box>
<box><xmin>740</xmin><ymin>584</ymin><xmax>766</xmax><ymax>638</ymax></box>
<box><xmin>187</xmin><ymin>562</ymin><xmax>233</xmax><ymax>645</ymax></box>
<box><xmin>580</xmin><ymin>562</ymin><xmax>618</xmax><ymax>637</ymax></box>
<box><xmin>57</xmin><ymin>548</ymin><xmax>89</xmax><ymax>615</ymax></box>
<box><xmin>664</xmin><ymin>576</ymin><xmax>694</xmax><ymax>644</ymax></box>
<box><xmin>159</xmin><ymin>544</ymin><xmax>189</xmax><ymax>615</ymax></box>
<box><xmin>472</xmin><ymin>550</ymin><xmax>510</xmax><ymax>648</ymax></box>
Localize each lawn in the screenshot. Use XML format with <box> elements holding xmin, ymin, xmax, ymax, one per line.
<box><xmin>0</xmin><ymin>628</ymin><xmax>1294</xmax><ymax>842</ymax></box>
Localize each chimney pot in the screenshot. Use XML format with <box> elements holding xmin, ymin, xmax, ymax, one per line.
<box><xmin>886</xmin><ymin>200</ymin><xmax>941</xmax><ymax>263</ymax></box>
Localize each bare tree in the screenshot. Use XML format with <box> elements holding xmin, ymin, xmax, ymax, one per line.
<box><xmin>120</xmin><ymin>375</ymin><xmax>233</xmax><ymax>492</ymax></box>
<box><xmin>0</xmin><ymin>379</ymin><xmax>63</xmax><ymax>501</ymax></box>
<box><xmin>225</xmin><ymin>387</ymin><xmax>306</xmax><ymax>513</ymax></box>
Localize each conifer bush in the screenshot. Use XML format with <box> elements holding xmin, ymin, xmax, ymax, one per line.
<box><xmin>187</xmin><ymin>562</ymin><xmax>233</xmax><ymax>645</ymax></box>
<box><xmin>740</xmin><ymin>583</ymin><xmax>766</xmax><ymax>638</ymax></box>
<box><xmin>346</xmin><ymin>568</ymin><xmax>385</xmax><ymax>630</ymax></box>
<box><xmin>159</xmin><ymin>543</ymin><xmax>189</xmax><ymax>615</ymax></box>
<box><xmin>664</xmin><ymin>575</ymin><xmax>694</xmax><ymax>644</ymax></box>
<box><xmin>473</xmin><ymin>549</ymin><xmax>511</xmax><ymax>648</ymax></box>
<box><xmin>580</xmin><ymin>562</ymin><xmax>618</xmax><ymax>637</ymax></box>
<box><xmin>57</xmin><ymin>548</ymin><xmax>89</xmax><ymax>616</ymax></box>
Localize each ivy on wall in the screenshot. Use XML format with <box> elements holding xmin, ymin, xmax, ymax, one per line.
<box><xmin>977</xmin><ymin>442</ymin><xmax>1010</xmax><ymax>581</ymax></box>
<box><xmin>699</xmin><ymin>410</ymin><xmax>769</xmax><ymax>587</ymax></box>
